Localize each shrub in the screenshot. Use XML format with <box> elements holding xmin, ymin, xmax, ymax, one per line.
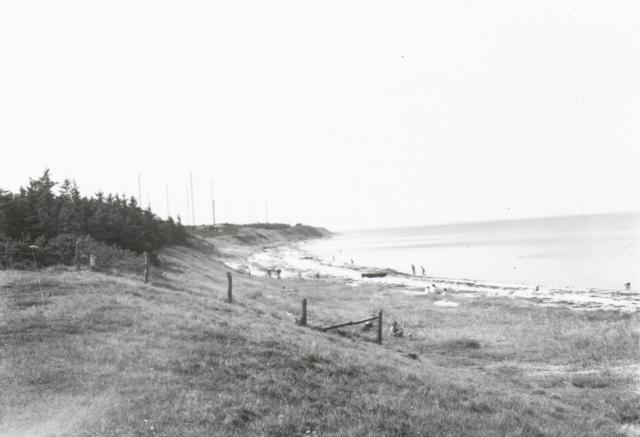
<box><xmin>0</xmin><ymin>170</ymin><xmax>186</xmax><ymax>270</ymax></box>
<box><xmin>41</xmin><ymin>234</ymin><xmax>77</xmax><ymax>265</ymax></box>
<box><xmin>75</xmin><ymin>235</ymin><xmax>144</xmax><ymax>273</ymax></box>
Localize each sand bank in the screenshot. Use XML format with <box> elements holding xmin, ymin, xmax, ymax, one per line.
<box><xmin>238</xmin><ymin>243</ymin><xmax>640</xmax><ymax>313</ymax></box>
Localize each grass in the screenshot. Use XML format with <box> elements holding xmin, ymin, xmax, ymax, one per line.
<box><xmin>1</xmin><ymin>230</ymin><xmax>639</xmax><ymax>436</ymax></box>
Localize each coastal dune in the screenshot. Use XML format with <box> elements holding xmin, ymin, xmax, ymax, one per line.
<box><xmin>0</xmin><ymin>224</ymin><xmax>638</xmax><ymax>436</ymax></box>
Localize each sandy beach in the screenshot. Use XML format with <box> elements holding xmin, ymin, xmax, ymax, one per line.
<box><xmin>232</xmin><ymin>242</ymin><xmax>640</xmax><ymax>313</ymax></box>
<box><xmin>2</xmin><ymin>224</ymin><xmax>639</xmax><ymax>436</ymax></box>
<box><xmin>4</xmin><ymin>2</ymin><xmax>640</xmax><ymax>433</ymax></box>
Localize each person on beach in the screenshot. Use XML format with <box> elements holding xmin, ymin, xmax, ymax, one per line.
<box><xmin>390</xmin><ymin>321</ymin><xmax>404</xmax><ymax>337</ymax></box>
<box><xmin>411</xmin><ymin>264</ymin><xmax>416</xmax><ymax>275</ymax></box>
<box><xmin>267</xmin><ymin>268</ymin><xmax>282</xmax><ymax>279</ymax></box>
<box><xmin>351</xmin><ymin>259</ymin><xmax>354</xmax><ymax>265</ymax></box>
<box><xmin>420</xmin><ymin>265</ymin><xmax>425</xmax><ymax>276</ymax></box>
<box><xmin>624</xmin><ymin>282</ymin><xmax>631</xmax><ymax>291</ymax></box>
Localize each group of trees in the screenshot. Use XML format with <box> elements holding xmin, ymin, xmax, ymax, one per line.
<box><xmin>0</xmin><ymin>170</ymin><xmax>187</xmax><ymax>269</ymax></box>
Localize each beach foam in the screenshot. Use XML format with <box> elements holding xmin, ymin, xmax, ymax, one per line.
<box><xmin>246</xmin><ymin>243</ymin><xmax>640</xmax><ymax>312</ymax></box>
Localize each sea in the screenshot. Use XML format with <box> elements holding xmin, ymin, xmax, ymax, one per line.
<box><xmin>300</xmin><ymin>213</ymin><xmax>640</xmax><ymax>292</ymax></box>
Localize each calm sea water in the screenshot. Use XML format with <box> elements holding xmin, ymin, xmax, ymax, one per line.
<box><xmin>302</xmin><ymin>213</ymin><xmax>640</xmax><ymax>290</ymax></box>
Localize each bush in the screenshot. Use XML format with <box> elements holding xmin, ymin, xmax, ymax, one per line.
<box><xmin>0</xmin><ymin>170</ymin><xmax>186</xmax><ymax>270</ymax></box>
<box><xmin>0</xmin><ymin>233</ymin><xmax>145</xmax><ymax>273</ymax></box>
<box><xmin>0</xmin><ymin>234</ymin><xmax>32</xmax><ymax>269</ymax></box>
<box><xmin>41</xmin><ymin>234</ymin><xmax>77</xmax><ymax>265</ymax></box>
<box><xmin>74</xmin><ymin>235</ymin><xmax>144</xmax><ymax>273</ymax></box>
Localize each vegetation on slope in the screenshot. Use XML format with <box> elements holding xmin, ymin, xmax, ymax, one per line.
<box><xmin>1</xmin><ymin>232</ymin><xmax>638</xmax><ymax>436</ymax></box>
<box><xmin>0</xmin><ymin>170</ymin><xmax>186</xmax><ymax>269</ymax></box>
<box><xmin>192</xmin><ymin>223</ymin><xmax>331</xmax><ymax>246</ymax></box>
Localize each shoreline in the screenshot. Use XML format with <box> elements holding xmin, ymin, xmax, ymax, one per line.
<box><xmin>2</xmin><ymin>224</ymin><xmax>638</xmax><ymax>436</ymax></box>
<box><xmin>236</xmin><ymin>241</ymin><xmax>640</xmax><ymax>313</ymax></box>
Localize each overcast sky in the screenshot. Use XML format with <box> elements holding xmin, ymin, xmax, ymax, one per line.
<box><xmin>1</xmin><ymin>1</ymin><xmax>639</xmax><ymax>231</ymax></box>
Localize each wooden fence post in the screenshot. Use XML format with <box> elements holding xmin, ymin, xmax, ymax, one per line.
<box><xmin>377</xmin><ymin>310</ymin><xmax>383</xmax><ymax>345</ymax></box>
<box><xmin>227</xmin><ymin>272</ymin><xmax>233</xmax><ymax>303</ymax></box>
<box><xmin>301</xmin><ymin>298</ymin><xmax>307</xmax><ymax>326</ymax></box>
<box><xmin>143</xmin><ymin>252</ymin><xmax>150</xmax><ymax>283</ymax></box>
<box><xmin>74</xmin><ymin>240</ymin><xmax>80</xmax><ymax>271</ymax></box>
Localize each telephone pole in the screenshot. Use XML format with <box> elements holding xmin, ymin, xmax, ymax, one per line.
<box><xmin>189</xmin><ymin>172</ymin><xmax>196</xmax><ymax>226</ymax></box>
<box><xmin>185</xmin><ymin>188</ymin><xmax>191</xmax><ymax>225</ymax></box>
<box><xmin>209</xmin><ymin>180</ymin><xmax>216</xmax><ymax>225</ymax></box>
<box><xmin>165</xmin><ymin>183</ymin><xmax>170</xmax><ymax>219</ymax></box>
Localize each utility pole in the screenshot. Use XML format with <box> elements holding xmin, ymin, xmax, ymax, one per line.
<box><xmin>165</xmin><ymin>182</ymin><xmax>170</xmax><ymax>219</ymax></box>
<box><xmin>209</xmin><ymin>180</ymin><xmax>216</xmax><ymax>226</ymax></box>
<box><xmin>190</xmin><ymin>172</ymin><xmax>196</xmax><ymax>226</ymax></box>
<box><xmin>186</xmin><ymin>188</ymin><xmax>191</xmax><ymax>225</ymax></box>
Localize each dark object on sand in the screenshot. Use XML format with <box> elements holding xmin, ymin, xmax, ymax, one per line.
<box><xmin>391</xmin><ymin>321</ymin><xmax>404</xmax><ymax>337</ymax></box>
<box><xmin>361</xmin><ymin>272</ymin><xmax>387</xmax><ymax>278</ymax></box>
<box><xmin>267</xmin><ymin>269</ymin><xmax>282</xmax><ymax>279</ymax></box>
<box><xmin>624</xmin><ymin>282</ymin><xmax>631</xmax><ymax>291</ymax></box>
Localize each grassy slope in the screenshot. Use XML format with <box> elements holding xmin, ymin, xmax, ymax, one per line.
<box><xmin>0</xmin><ymin>227</ymin><xmax>639</xmax><ymax>437</ymax></box>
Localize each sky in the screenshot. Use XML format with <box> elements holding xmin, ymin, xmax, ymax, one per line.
<box><xmin>1</xmin><ymin>0</ymin><xmax>639</xmax><ymax>231</ymax></box>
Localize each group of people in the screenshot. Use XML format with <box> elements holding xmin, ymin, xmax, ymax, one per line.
<box><xmin>410</xmin><ymin>264</ymin><xmax>426</xmax><ymax>276</ymax></box>
<box><xmin>266</xmin><ymin>268</ymin><xmax>282</xmax><ymax>279</ymax></box>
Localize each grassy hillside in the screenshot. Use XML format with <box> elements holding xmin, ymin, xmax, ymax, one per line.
<box><xmin>191</xmin><ymin>223</ymin><xmax>330</xmax><ymax>248</ymax></box>
<box><xmin>1</xmin><ymin>226</ymin><xmax>638</xmax><ymax>436</ymax></box>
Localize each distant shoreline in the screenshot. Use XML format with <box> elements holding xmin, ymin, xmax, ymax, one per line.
<box><xmin>241</xmin><ymin>241</ymin><xmax>640</xmax><ymax>313</ymax></box>
<box><xmin>336</xmin><ymin>210</ymin><xmax>640</xmax><ymax>234</ymax></box>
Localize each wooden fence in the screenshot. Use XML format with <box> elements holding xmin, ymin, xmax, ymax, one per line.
<box><xmin>299</xmin><ymin>298</ymin><xmax>383</xmax><ymax>345</ymax></box>
<box><xmin>133</xmin><ymin>267</ymin><xmax>385</xmax><ymax>345</ymax></box>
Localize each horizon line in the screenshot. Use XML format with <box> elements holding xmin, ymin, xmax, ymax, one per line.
<box><xmin>333</xmin><ymin>210</ymin><xmax>640</xmax><ymax>234</ymax></box>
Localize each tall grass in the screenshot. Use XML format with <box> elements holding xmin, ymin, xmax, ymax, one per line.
<box><xmin>0</xmin><ymin>235</ymin><xmax>638</xmax><ymax>436</ymax></box>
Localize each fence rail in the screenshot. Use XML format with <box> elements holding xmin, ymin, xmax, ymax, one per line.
<box><xmin>300</xmin><ymin>298</ymin><xmax>383</xmax><ymax>345</ymax></box>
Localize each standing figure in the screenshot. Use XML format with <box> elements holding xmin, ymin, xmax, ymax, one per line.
<box><xmin>411</xmin><ymin>264</ymin><xmax>416</xmax><ymax>275</ymax></box>
<box><xmin>390</xmin><ymin>321</ymin><xmax>404</xmax><ymax>337</ymax></box>
<box><xmin>624</xmin><ymin>282</ymin><xmax>631</xmax><ymax>291</ymax></box>
<box><xmin>420</xmin><ymin>265</ymin><xmax>425</xmax><ymax>276</ymax></box>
